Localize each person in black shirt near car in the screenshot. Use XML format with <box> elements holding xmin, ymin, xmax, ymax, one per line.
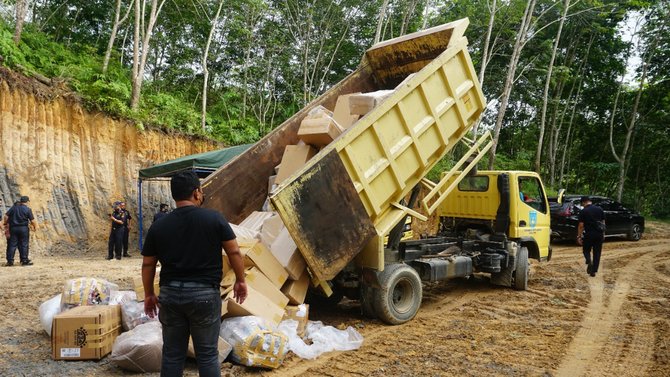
<box><xmin>107</xmin><ymin>202</ymin><xmax>126</xmax><ymax>260</ymax></box>
<box><xmin>142</xmin><ymin>171</ymin><xmax>247</xmax><ymax>377</ymax></box>
<box><xmin>577</xmin><ymin>196</ymin><xmax>606</xmax><ymax>277</ymax></box>
<box><xmin>5</xmin><ymin>196</ymin><xmax>37</xmax><ymax>266</ymax></box>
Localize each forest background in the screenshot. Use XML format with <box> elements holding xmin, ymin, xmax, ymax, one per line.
<box><xmin>0</xmin><ymin>0</ymin><xmax>668</xmax><ymax>218</ymax></box>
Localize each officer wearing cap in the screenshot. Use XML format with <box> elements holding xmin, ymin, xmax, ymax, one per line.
<box><xmin>5</xmin><ymin>196</ymin><xmax>37</xmax><ymax>266</ymax></box>
<box><xmin>577</xmin><ymin>196</ymin><xmax>606</xmax><ymax>277</ymax></box>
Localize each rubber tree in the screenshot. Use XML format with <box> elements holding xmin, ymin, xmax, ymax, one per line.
<box><xmin>103</xmin><ymin>0</ymin><xmax>134</xmax><ymax>74</ymax></box>
<box><xmin>13</xmin><ymin>0</ymin><xmax>29</xmax><ymax>44</ymax></box>
<box><xmin>201</xmin><ymin>0</ymin><xmax>226</xmax><ymax>130</ymax></box>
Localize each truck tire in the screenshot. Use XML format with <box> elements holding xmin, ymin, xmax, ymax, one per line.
<box><xmin>628</xmin><ymin>223</ymin><xmax>642</xmax><ymax>241</ymax></box>
<box><xmin>372</xmin><ymin>264</ymin><xmax>422</xmax><ymax>325</ymax></box>
<box><xmin>490</xmin><ymin>255</ymin><xmax>515</xmax><ymax>287</ymax></box>
<box><xmin>360</xmin><ymin>283</ymin><xmax>377</xmax><ymax>319</ymax></box>
<box><xmin>513</xmin><ymin>246</ymin><xmax>529</xmax><ymax>291</ymax></box>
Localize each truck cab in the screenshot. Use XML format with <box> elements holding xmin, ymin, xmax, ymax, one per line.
<box><xmin>437</xmin><ymin>171</ymin><xmax>552</xmax><ymax>262</ymax></box>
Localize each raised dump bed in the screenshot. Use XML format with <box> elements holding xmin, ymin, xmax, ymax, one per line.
<box><xmin>202</xmin><ymin>18</ymin><xmax>487</xmax><ymax>290</ymax></box>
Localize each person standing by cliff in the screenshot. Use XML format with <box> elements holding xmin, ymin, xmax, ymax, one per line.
<box><xmin>152</xmin><ymin>203</ymin><xmax>169</xmax><ymax>223</ymax></box>
<box><xmin>107</xmin><ymin>202</ymin><xmax>126</xmax><ymax>260</ymax></box>
<box><xmin>142</xmin><ymin>171</ymin><xmax>247</xmax><ymax>377</ymax></box>
<box><xmin>5</xmin><ymin>196</ymin><xmax>37</xmax><ymax>266</ymax></box>
<box><xmin>120</xmin><ymin>201</ymin><xmax>132</xmax><ymax>257</ymax></box>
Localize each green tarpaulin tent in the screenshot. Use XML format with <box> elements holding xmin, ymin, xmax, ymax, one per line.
<box><xmin>137</xmin><ymin>143</ymin><xmax>252</xmax><ymax>249</ymax></box>
<box><xmin>138</xmin><ymin>144</ymin><xmax>252</xmax><ymax>179</ymax></box>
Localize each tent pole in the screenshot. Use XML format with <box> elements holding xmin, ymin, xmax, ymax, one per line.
<box><xmin>138</xmin><ymin>179</ymin><xmax>144</xmax><ymax>250</ymax></box>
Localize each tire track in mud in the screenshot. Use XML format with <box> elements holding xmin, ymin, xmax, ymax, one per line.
<box><xmin>268</xmin><ymin>282</ymin><xmax>499</xmax><ymax>377</ymax></box>
<box><xmin>554</xmin><ymin>248</ymin><xmax>665</xmax><ymax>377</ymax></box>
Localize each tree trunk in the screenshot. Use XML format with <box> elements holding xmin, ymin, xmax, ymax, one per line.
<box><xmin>374</xmin><ymin>0</ymin><xmax>390</xmax><ymax>44</ymax></box>
<box><xmin>13</xmin><ymin>0</ymin><xmax>28</xmax><ymax>45</ymax></box>
<box><xmin>534</xmin><ymin>0</ymin><xmax>569</xmax><ymax>173</ymax></box>
<box><xmin>201</xmin><ymin>0</ymin><xmax>226</xmax><ymax>130</ymax></box>
<box><xmin>103</xmin><ymin>0</ymin><xmax>133</xmax><ymax>74</ymax></box>
<box><xmin>488</xmin><ymin>0</ymin><xmax>536</xmax><ymax>169</ymax></box>
<box><xmin>421</xmin><ymin>0</ymin><xmax>431</xmax><ymax>30</ymax></box>
<box><xmin>131</xmin><ymin>0</ymin><xmax>167</xmax><ymax>110</ymax></box>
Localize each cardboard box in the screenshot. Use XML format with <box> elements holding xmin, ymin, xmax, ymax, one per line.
<box><xmin>298</xmin><ymin>117</ymin><xmax>343</xmax><ymax>147</ymax></box>
<box><xmin>349</xmin><ymin>90</ymin><xmax>394</xmax><ymax>115</ymax></box>
<box><xmin>283</xmin><ymin>304</ymin><xmax>309</xmax><ymax>338</ymax></box>
<box><xmin>230</xmin><ymin>223</ymin><xmax>259</xmax><ymax>240</ymax></box>
<box><xmin>222</xmin><ymin>267</ymin><xmax>289</xmax><ymax>308</ymax></box>
<box><xmin>275</xmin><ymin>145</ymin><xmax>317</xmax><ymax>184</ymax></box>
<box><xmin>133</xmin><ymin>276</ymin><xmax>160</xmax><ymax>302</ymax></box>
<box><xmin>240</xmin><ymin>211</ymin><xmax>275</xmax><ymax>233</ymax></box>
<box><xmin>333</xmin><ymin>94</ymin><xmax>361</xmax><ymax>129</ymax></box>
<box><xmin>187</xmin><ymin>336</ymin><xmax>232</xmax><ymax>362</ymax></box>
<box><xmin>270</xmin><ymin>227</ymin><xmax>306</xmax><ymax>280</ymax></box>
<box><xmin>281</xmin><ymin>269</ymin><xmax>310</xmax><ymax>305</ymax></box>
<box><xmin>221</xmin><ymin>285</ymin><xmax>285</xmax><ymax>326</ymax></box>
<box><xmin>52</xmin><ymin>305</ymin><xmax>122</xmax><ymax>360</ymax></box>
<box><xmin>225</xmin><ymin>241</ymin><xmax>288</xmax><ymax>288</ymax></box>
<box><xmin>260</xmin><ymin>215</ymin><xmax>284</xmax><ymax>249</ymax></box>
<box><xmin>268</xmin><ymin>175</ymin><xmax>277</xmax><ymax>195</ymax></box>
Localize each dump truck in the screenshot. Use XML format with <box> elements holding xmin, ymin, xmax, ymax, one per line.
<box><xmin>202</xmin><ymin>18</ymin><xmax>551</xmax><ymax>325</ymax></box>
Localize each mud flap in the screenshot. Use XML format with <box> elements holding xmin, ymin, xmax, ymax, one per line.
<box><xmin>271</xmin><ymin>150</ymin><xmax>377</xmax><ymax>282</ymax></box>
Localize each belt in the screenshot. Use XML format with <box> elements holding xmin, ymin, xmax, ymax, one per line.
<box><xmin>162</xmin><ymin>281</ymin><xmax>219</xmax><ymax>289</ymax></box>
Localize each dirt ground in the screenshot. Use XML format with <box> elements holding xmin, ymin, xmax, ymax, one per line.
<box><xmin>1</xmin><ymin>222</ymin><xmax>669</xmax><ymax>377</ymax></box>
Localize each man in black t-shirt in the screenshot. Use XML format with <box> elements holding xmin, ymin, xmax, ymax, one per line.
<box><xmin>142</xmin><ymin>171</ymin><xmax>247</xmax><ymax>377</ymax></box>
<box><xmin>577</xmin><ymin>196</ymin><xmax>606</xmax><ymax>277</ymax></box>
<box><xmin>5</xmin><ymin>196</ymin><xmax>37</xmax><ymax>266</ymax></box>
<box><xmin>152</xmin><ymin>203</ymin><xmax>169</xmax><ymax>223</ymax></box>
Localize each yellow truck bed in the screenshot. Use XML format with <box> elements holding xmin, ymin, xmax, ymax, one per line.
<box><xmin>202</xmin><ymin>18</ymin><xmax>486</xmax><ymax>283</ymax></box>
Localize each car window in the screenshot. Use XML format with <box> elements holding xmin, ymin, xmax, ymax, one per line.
<box><xmin>517</xmin><ymin>176</ymin><xmax>547</xmax><ymax>214</ymax></box>
<box><xmin>611</xmin><ymin>202</ymin><xmax>626</xmax><ymax>211</ymax></box>
<box><xmin>598</xmin><ymin>200</ymin><xmax>614</xmax><ymax>211</ymax></box>
<box><xmin>458</xmin><ymin>176</ymin><xmax>489</xmax><ymax>192</ymax></box>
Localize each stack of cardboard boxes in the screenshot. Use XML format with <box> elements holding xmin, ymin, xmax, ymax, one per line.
<box><xmin>219</xmin><ymin>89</ymin><xmax>396</xmax><ymax>328</ymax></box>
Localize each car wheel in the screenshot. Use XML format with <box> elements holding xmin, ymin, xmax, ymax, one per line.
<box><xmin>628</xmin><ymin>223</ymin><xmax>642</xmax><ymax>241</ymax></box>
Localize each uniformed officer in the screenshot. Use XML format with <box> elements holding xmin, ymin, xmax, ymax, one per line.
<box><xmin>120</xmin><ymin>201</ymin><xmax>132</xmax><ymax>257</ymax></box>
<box><xmin>5</xmin><ymin>196</ymin><xmax>37</xmax><ymax>266</ymax></box>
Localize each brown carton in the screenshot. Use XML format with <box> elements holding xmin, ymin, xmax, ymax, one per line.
<box><xmin>333</xmin><ymin>94</ymin><xmax>361</xmax><ymax>129</ymax></box>
<box><xmin>52</xmin><ymin>305</ymin><xmax>122</xmax><ymax>360</ymax></box>
<box><xmin>349</xmin><ymin>90</ymin><xmax>394</xmax><ymax>115</ymax></box>
<box><xmin>239</xmin><ymin>211</ymin><xmax>275</xmax><ymax>233</ymax></box>
<box><xmin>133</xmin><ymin>276</ymin><xmax>160</xmax><ymax>302</ymax></box>
<box><xmin>221</xmin><ymin>285</ymin><xmax>285</xmax><ymax>326</ymax></box>
<box><xmin>270</xmin><ymin>227</ymin><xmax>306</xmax><ymax>280</ymax></box>
<box><xmin>283</xmin><ymin>304</ymin><xmax>309</xmax><ymax>338</ymax></box>
<box><xmin>281</xmin><ymin>269</ymin><xmax>310</xmax><ymax>305</ymax></box>
<box><xmin>275</xmin><ymin>145</ymin><xmax>317</xmax><ymax>184</ymax></box>
<box><xmin>221</xmin><ymin>267</ymin><xmax>290</xmax><ymax>308</ymax></box>
<box><xmin>223</xmin><ymin>241</ymin><xmax>288</xmax><ymax>289</ymax></box>
<box><xmin>260</xmin><ymin>215</ymin><xmax>283</xmax><ymax>248</ymax></box>
<box><xmin>297</xmin><ymin>117</ymin><xmax>343</xmax><ymax>147</ymax></box>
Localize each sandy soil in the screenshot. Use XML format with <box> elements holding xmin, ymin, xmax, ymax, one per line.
<box><xmin>1</xmin><ymin>222</ymin><xmax>669</xmax><ymax>377</ymax></box>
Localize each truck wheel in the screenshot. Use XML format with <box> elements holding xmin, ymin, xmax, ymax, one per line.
<box><xmin>360</xmin><ymin>283</ymin><xmax>377</xmax><ymax>319</ymax></box>
<box><xmin>490</xmin><ymin>254</ymin><xmax>515</xmax><ymax>287</ymax></box>
<box><xmin>372</xmin><ymin>264</ymin><xmax>422</xmax><ymax>325</ymax></box>
<box><xmin>513</xmin><ymin>246</ymin><xmax>529</xmax><ymax>291</ymax></box>
<box><xmin>628</xmin><ymin>223</ymin><xmax>642</xmax><ymax>241</ymax></box>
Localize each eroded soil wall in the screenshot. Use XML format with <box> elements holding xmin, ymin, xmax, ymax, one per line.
<box><xmin>0</xmin><ymin>76</ymin><xmax>221</xmax><ymax>256</ymax></box>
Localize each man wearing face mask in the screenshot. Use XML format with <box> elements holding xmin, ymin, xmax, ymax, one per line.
<box><xmin>141</xmin><ymin>171</ymin><xmax>247</xmax><ymax>377</ymax></box>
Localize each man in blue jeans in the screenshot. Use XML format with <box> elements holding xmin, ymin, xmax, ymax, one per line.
<box><xmin>142</xmin><ymin>171</ymin><xmax>247</xmax><ymax>377</ymax></box>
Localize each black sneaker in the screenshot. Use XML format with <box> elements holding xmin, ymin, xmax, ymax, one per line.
<box><xmin>123</xmin><ymin>254</ymin><xmax>131</xmax><ymax>257</ymax></box>
<box><xmin>4</xmin><ymin>262</ymin><xmax>13</xmax><ymax>267</ymax></box>
<box><xmin>590</xmin><ymin>272</ymin><xmax>596</xmax><ymax>277</ymax></box>
<box><xmin>586</xmin><ymin>263</ymin><xmax>593</xmax><ymax>275</ymax></box>
<box><xmin>21</xmin><ymin>260</ymin><xmax>33</xmax><ymax>266</ymax></box>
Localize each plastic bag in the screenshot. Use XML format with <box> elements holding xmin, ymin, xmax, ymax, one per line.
<box><xmin>110</xmin><ymin>321</ymin><xmax>163</xmax><ymax>373</ymax></box>
<box><xmin>220</xmin><ymin>316</ymin><xmax>288</xmax><ymax>369</ymax></box>
<box><xmin>109</xmin><ymin>290</ymin><xmax>137</xmax><ymax>306</ymax></box>
<box><xmin>121</xmin><ymin>300</ymin><xmax>158</xmax><ymax>331</ymax></box>
<box><xmin>60</xmin><ymin>277</ymin><xmax>119</xmax><ymax>311</ymax></box>
<box><xmin>277</xmin><ymin>319</ymin><xmax>363</xmax><ymax>360</ymax></box>
<box><xmin>38</xmin><ymin>294</ymin><xmax>62</xmax><ymax>336</ymax></box>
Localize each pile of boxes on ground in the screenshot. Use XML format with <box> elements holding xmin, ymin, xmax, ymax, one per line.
<box><xmin>39</xmin><ymin>89</ymin><xmax>397</xmax><ymax>371</ymax></box>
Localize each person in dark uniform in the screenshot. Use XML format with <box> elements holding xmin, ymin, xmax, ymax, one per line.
<box><xmin>152</xmin><ymin>203</ymin><xmax>170</xmax><ymax>223</ymax></box>
<box><xmin>577</xmin><ymin>196</ymin><xmax>606</xmax><ymax>277</ymax></box>
<box><xmin>5</xmin><ymin>196</ymin><xmax>37</xmax><ymax>266</ymax></box>
<box><xmin>107</xmin><ymin>202</ymin><xmax>126</xmax><ymax>260</ymax></box>
<box><xmin>120</xmin><ymin>201</ymin><xmax>132</xmax><ymax>257</ymax></box>
<box><xmin>142</xmin><ymin>171</ymin><xmax>247</xmax><ymax>377</ymax></box>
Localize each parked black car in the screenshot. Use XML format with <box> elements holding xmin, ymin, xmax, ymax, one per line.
<box><xmin>549</xmin><ymin>195</ymin><xmax>645</xmax><ymax>242</ymax></box>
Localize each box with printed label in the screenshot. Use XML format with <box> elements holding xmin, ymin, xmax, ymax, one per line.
<box><xmin>52</xmin><ymin>305</ymin><xmax>122</xmax><ymax>360</ymax></box>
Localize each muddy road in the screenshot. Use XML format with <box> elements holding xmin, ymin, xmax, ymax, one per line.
<box><xmin>0</xmin><ymin>223</ymin><xmax>669</xmax><ymax>376</ymax></box>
